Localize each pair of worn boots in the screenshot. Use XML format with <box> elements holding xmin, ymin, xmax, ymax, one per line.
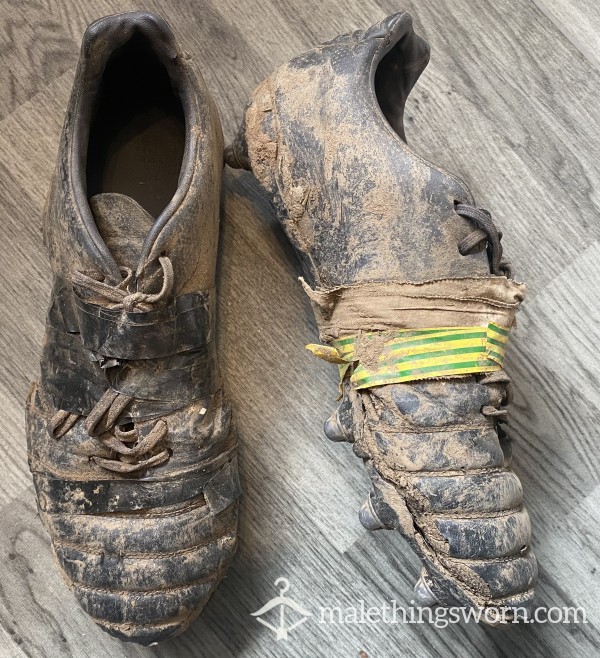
<box><xmin>26</xmin><ymin>10</ymin><xmax>536</xmax><ymax>645</ymax></box>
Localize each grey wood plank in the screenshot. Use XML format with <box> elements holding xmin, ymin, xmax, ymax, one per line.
<box><xmin>538</xmin><ymin>483</ymin><xmax>600</xmax><ymax>619</ymax></box>
<box><xmin>0</xmin><ymin>0</ymin><xmax>598</xmax><ymax>656</ymax></box>
<box><xmin>219</xmin><ymin>173</ymin><xmax>371</xmax><ymax>555</ymax></box>
<box><xmin>506</xmin><ymin>240</ymin><xmax>600</xmax><ymax>518</ymax></box>
<box><xmin>0</xmin><ymin>72</ymin><xmax>73</xmax><ymax>503</ymax></box>
<box><xmin>0</xmin><ymin>0</ymin><xmax>78</xmax><ymax>120</ymax></box>
<box><xmin>372</xmin><ymin>0</ymin><xmax>600</xmax><ymax>296</ymax></box>
<box><xmin>531</xmin><ymin>0</ymin><xmax>600</xmax><ymax>73</ymax></box>
<box><xmin>35</xmin><ymin>0</ymin><xmax>136</xmax><ymax>43</ymax></box>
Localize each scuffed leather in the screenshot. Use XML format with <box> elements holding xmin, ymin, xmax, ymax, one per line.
<box><xmin>26</xmin><ymin>11</ymin><xmax>238</xmax><ymax>644</ymax></box>
<box><xmin>228</xmin><ymin>12</ymin><xmax>536</xmax><ymax>621</ymax></box>
<box><xmin>43</xmin><ymin>11</ymin><xmax>223</xmax><ymax>295</ymax></box>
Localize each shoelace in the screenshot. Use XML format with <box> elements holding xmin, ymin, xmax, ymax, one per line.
<box><xmin>479</xmin><ymin>369</ymin><xmax>512</xmax><ymax>421</ymax></box>
<box><xmin>49</xmin><ymin>256</ymin><xmax>174</xmax><ymax>474</ymax></box>
<box><xmin>455</xmin><ymin>203</ymin><xmax>511</xmax><ymax>277</ymax></box>
<box><xmin>71</xmin><ymin>255</ymin><xmax>174</xmax><ymax>312</ymax></box>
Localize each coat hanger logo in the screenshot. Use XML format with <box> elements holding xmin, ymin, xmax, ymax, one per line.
<box><xmin>251</xmin><ymin>577</ymin><xmax>313</xmax><ymax>641</ymax></box>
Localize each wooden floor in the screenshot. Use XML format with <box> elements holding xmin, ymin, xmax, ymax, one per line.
<box><xmin>0</xmin><ymin>1</ymin><xmax>599</xmax><ymax>656</ymax></box>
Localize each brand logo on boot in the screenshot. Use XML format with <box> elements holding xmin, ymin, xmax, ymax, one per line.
<box><xmin>251</xmin><ymin>578</ymin><xmax>312</xmax><ymax>641</ymax></box>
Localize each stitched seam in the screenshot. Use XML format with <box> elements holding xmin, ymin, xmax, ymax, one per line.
<box><xmin>93</xmin><ymin>496</ymin><xmax>207</xmax><ymax>519</ymax></box>
<box><xmin>419</xmin><ymin>506</ymin><xmax>524</xmax><ymax>520</ymax></box>
<box><xmin>489</xmin><ymin>588</ymin><xmax>536</xmax><ymax>603</ymax></box>
<box><xmin>443</xmin><ymin>553</ymin><xmax>533</xmax><ymax>566</ymax></box>
<box><xmin>88</xmin><ymin>615</ymin><xmax>188</xmax><ymax>629</ymax></box>
<box><xmin>388</xmin><ymin>466</ymin><xmax>507</xmax><ymax>478</ymax></box>
<box><xmin>53</xmin><ymin>527</ymin><xmax>235</xmax><ymax>559</ymax></box>
<box><xmin>366</xmin><ymin>422</ymin><xmax>492</xmax><ymax>434</ymax></box>
<box><xmin>44</xmin><ymin>498</ymin><xmax>210</xmax><ymax>519</ymax></box>
<box><xmin>71</xmin><ymin>571</ymin><xmax>221</xmax><ymax>595</ymax></box>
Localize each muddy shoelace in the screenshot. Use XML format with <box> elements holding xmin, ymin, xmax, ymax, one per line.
<box><xmin>49</xmin><ymin>256</ymin><xmax>174</xmax><ymax>473</ymax></box>
<box><xmin>455</xmin><ymin>203</ymin><xmax>511</xmax><ymax>277</ymax></box>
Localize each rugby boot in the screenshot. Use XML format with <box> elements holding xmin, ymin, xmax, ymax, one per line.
<box><xmin>226</xmin><ymin>12</ymin><xmax>536</xmax><ymax>623</ymax></box>
<box><xmin>26</xmin><ymin>11</ymin><xmax>239</xmax><ymax>644</ymax></box>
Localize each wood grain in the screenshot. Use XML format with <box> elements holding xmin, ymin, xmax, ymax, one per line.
<box><xmin>531</xmin><ymin>0</ymin><xmax>600</xmax><ymax>73</ymax></box>
<box><xmin>0</xmin><ymin>0</ymin><xmax>78</xmax><ymax>120</ymax></box>
<box><xmin>0</xmin><ymin>0</ymin><xmax>598</xmax><ymax>656</ymax></box>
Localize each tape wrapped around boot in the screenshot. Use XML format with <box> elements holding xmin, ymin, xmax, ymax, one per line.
<box><xmin>33</xmin><ymin>453</ymin><xmax>239</xmax><ymax>514</ymax></box>
<box><xmin>308</xmin><ymin>323</ymin><xmax>510</xmax><ymax>389</ymax></box>
<box><xmin>40</xmin><ymin>278</ymin><xmax>220</xmax><ymax>419</ymax></box>
<box><xmin>302</xmin><ymin>276</ymin><xmax>525</xmax><ymax>388</ymax></box>
<box><xmin>73</xmin><ymin>288</ymin><xmax>215</xmax><ymax>360</ymax></box>
<box><xmin>41</xmin><ymin>325</ymin><xmax>220</xmax><ymax>419</ymax></box>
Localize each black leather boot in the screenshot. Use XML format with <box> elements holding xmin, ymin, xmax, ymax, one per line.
<box><xmin>227</xmin><ymin>12</ymin><xmax>536</xmax><ymax>623</ymax></box>
<box><xmin>26</xmin><ymin>11</ymin><xmax>239</xmax><ymax>644</ymax></box>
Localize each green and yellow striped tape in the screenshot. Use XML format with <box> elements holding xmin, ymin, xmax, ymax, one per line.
<box><xmin>306</xmin><ymin>323</ymin><xmax>510</xmax><ymax>389</ymax></box>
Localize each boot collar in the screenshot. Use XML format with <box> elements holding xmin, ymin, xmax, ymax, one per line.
<box><xmin>64</xmin><ymin>12</ymin><xmax>204</xmax><ymax>286</ymax></box>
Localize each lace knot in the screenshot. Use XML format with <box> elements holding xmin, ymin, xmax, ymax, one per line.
<box><xmin>51</xmin><ymin>256</ymin><xmax>176</xmax><ymax>473</ymax></box>
<box><xmin>455</xmin><ymin>203</ymin><xmax>510</xmax><ymax>277</ymax></box>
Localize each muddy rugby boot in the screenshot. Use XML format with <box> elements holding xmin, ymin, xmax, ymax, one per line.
<box><xmin>226</xmin><ymin>12</ymin><xmax>536</xmax><ymax>623</ymax></box>
<box><xmin>26</xmin><ymin>12</ymin><xmax>239</xmax><ymax>644</ymax></box>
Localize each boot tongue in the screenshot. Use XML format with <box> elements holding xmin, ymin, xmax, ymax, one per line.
<box><xmin>90</xmin><ymin>193</ymin><xmax>154</xmax><ymax>271</ymax></box>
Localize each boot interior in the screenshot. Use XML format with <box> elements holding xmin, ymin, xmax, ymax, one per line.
<box><xmin>86</xmin><ymin>32</ymin><xmax>186</xmax><ymax>219</ymax></box>
<box><xmin>374</xmin><ymin>30</ymin><xmax>429</xmax><ymax>143</ymax></box>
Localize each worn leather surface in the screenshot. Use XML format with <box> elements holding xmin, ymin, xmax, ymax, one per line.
<box><xmin>227</xmin><ymin>12</ymin><xmax>536</xmax><ymax>620</ymax></box>
<box><xmin>43</xmin><ymin>12</ymin><xmax>222</xmax><ymax>295</ymax></box>
<box><xmin>26</xmin><ymin>11</ymin><xmax>238</xmax><ymax>644</ymax></box>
